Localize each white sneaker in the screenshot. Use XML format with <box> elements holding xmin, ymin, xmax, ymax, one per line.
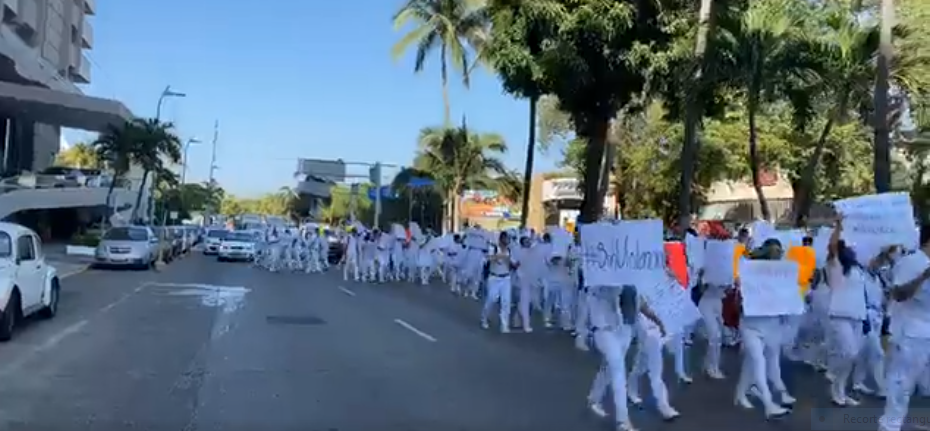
<box><xmin>481</xmin><ymin>321</ymin><xmax>489</xmax><ymax>330</ymax></box>
<box><xmin>780</xmin><ymin>392</ymin><xmax>796</xmax><ymax>405</ymax></box>
<box><xmin>678</xmin><ymin>375</ymin><xmax>693</xmax><ymax>384</ymax></box>
<box><xmin>660</xmin><ymin>407</ymin><xmax>681</xmax><ymax>421</ymax></box>
<box><xmin>615</xmin><ymin>421</ymin><xmax>639</xmax><ymax>431</ymax></box>
<box><xmin>735</xmin><ymin>396</ymin><xmax>753</xmax><ymax>409</ymax></box>
<box><xmin>627</xmin><ymin>393</ymin><xmax>643</xmax><ymax>405</ymax></box>
<box><xmin>500</xmin><ymin>326</ymin><xmax>510</xmax><ymax>334</ymax></box>
<box><xmin>588</xmin><ymin>402</ymin><xmax>608</xmax><ymax>418</ymax></box>
<box><xmin>706</xmin><ymin>369</ymin><xmax>726</xmax><ymax>380</ymax></box>
<box><xmin>765</xmin><ymin>405</ymin><xmax>789</xmax><ymax>418</ymax></box>
<box><xmin>853</xmin><ymin>383</ymin><xmax>874</xmax><ymax>395</ymax></box>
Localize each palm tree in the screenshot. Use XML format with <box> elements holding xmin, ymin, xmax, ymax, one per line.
<box><xmin>873</xmin><ymin>0</ymin><xmax>895</xmax><ymax>192</ymax></box>
<box><xmin>93</xmin><ymin>121</ymin><xmax>139</xmax><ymax>225</ymax></box>
<box><xmin>56</xmin><ymin>142</ymin><xmax>100</xmax><ymax>168</ymax></box>
<box><xmin>129</xmin><ymin>118</ymin><xmax>182</xmax><ymax>222</ymax></box>
<box><xmin>392</xmin><ymin>0</ymin><xmax>486</xmax><ymax>125</ymax></box>
<box><xmin>415</xmin><ymin>120</ymin><xmax>508</xmax><ymax>231</ymax></box>
<box><xmin>677</xmin><ymin>0</ymin><xmax>717</xmax><ymax>229</ymax></box>
<box><xmin>719</xmin><ymin>0</ymin><xmax>810</xmax><ymax>221</ymax></box>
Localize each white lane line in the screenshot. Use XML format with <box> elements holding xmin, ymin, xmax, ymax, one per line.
<box><xmin>60</xmin><ymin>265</ymin><xmax>89</xmax><ymax>279</ymax></box>
<box><xmin>393</xmin><ymin>318</ymin><xmax>437</xmax><ymax>342</ymax></box>
<box><xmin>337</xmin><ymin>286</ymin><xmax>357</xmax><ymax>297</ymax></box>
<box><xmin>100</xmin><ymin>281</ymin><xmax>153</xmax><ymax>313</ymax></box>
<box><xmin>0</xmin><ymin>319</ymin><xmax>89</xmax><ymax>376</ymax></box>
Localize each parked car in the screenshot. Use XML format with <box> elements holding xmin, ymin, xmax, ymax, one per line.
<box><xmin>0</xmin><ymin>222</ymin><xmax>61</xmax><ymax>341</ymax></box>
<box><xmin>203</xmin><ymin>229</ymin><xmax>228</xmax><ymax>255</ymax></box>
<box><xmin>93</xmin><ymin>226</ymin><xmax>158</xmax><ymax>270</ymax></box>
<box><xmin>217</xmin><ymin>231</ymin><xmax>257</xmax><ymax>262</ymax></box>
<box><xmin>151</xmin><ymin>227</ymin><xmax>176</xmax><ymax>262</ymax></box>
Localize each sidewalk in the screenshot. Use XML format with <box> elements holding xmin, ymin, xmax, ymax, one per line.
<box><xmin>44</xmin><ymin>242</ymin><xmax>93</xmax><ymax>279</ymax></box>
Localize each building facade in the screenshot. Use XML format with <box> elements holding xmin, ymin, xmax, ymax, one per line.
<box><xmin>0</xmin><ymin>0</ymin><xmax>97</xmax><ymax>175</ymax></box>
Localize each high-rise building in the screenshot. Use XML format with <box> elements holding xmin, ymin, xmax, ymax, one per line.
<box><xmin>0</xmin><ymin>0</ymin><xmax>140</xmax><ymax>224</ymax></box>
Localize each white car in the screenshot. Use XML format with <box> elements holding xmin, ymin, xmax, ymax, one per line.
<box><xmin>217</xmin><ymin>231</ymin><xmax>257</xmax><ymax>262</ymax></box>
<box><xmin>0</xmin><ymin>223</ymin><xmax>61</xmax><ymax>341</ymax></box>
<box><xmin>203</xmin><ymin>229</ymin><xmax>229</xmax><ymax>255</ymax></box>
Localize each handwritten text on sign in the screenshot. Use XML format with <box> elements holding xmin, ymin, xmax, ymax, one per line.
<box><xmin>834</xmin><ymin>192</ymin><xmax>918</xmax><ymax>261</ymax></box>
<box><xmin>641</xmin><ymin>276</ymin><xmax>701</xmax><ymax>337</ymax></box>
<box><xmin>738</xmin><ymin>260</ymin><xmax>804</xmax><ymax>317</ymax></box>
<box><xmin>580</xmin><ymin>220</ymin><xmax>665</xmax><ymax>288</ymax></box>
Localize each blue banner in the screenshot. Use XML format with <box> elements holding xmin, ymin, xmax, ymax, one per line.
<box><xmin>367</xmin><ymin>186</ymin><xmax>397</xmax><ymax>200</ymax></box>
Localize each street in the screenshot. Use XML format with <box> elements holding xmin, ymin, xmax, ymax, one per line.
<box><xmin>0</xmin><ymin>254</ymin><xmax>920</xmax><ymax>431</ymax></box>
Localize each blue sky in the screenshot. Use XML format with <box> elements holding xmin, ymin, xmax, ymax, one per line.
<box><xmin>67</xmin><ymin>0</ymin><xmax>561</xmax><ymax>197</ymax></box>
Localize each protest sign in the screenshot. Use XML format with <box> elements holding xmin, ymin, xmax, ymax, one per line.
<box><xmin>685</xmin><ymin>234</ymin><xmax>706</xmax><ymax>275</ymax></box>
<box><xmin>738</xmin><ymin>260</ymin><xmax>804</xmax><ymax>317</ymax></box>
<box><xmin>580</xmin><ymin>219</ymin><xmax>665</xmax><ymax>288</ymax></box>
<box><xmin>834</xmin><ymin>192</ymin><xmax>918</xmax><ymax>262</ymax></box>
<box><xmin>641</xmin><ymin>276</ymin><xmax>701</xmax><ymax>337</ymax></box>
<box><xmin>703</xmin><ymin>239</ymin><xmax>736</xmax><ymax>286</ymax></box>
<box><xmin>750</xmin><ymin>221</ymin><xmax>776</xmax><ymax>247</ymax></box>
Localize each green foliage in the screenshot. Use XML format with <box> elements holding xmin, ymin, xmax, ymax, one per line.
<box><xmin>70</xmin><ymin>232</ymin><xmax>101</xmax><ymax>247</ymax></box>
<box><xmin>55</xmin><ymin>143</ymin><xmax>100</xmax><ymax>169</ymax></box>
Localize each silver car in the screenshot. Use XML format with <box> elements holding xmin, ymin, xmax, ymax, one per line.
<box><xmin>203</xmin><ymin>229</ymin><xmax>228</xmax><ymax>255</ymax></box>
<box><xmin>94</xmin><ymin>226</ymin><xmax>158</xmax><ymax>270</ymax></box>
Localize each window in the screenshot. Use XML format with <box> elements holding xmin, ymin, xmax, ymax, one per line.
<box><xmin>17</xmin><ymin>236</ymin><xmax>35</xmax><ymax>262</ymax></box>
<box><xmin>0</xmin><ymin>233</ymin><xmax>12</xmax><ymax>258</ymax></box>
<box><xmin>103</xmin><ymin>227</ymin><xmax>149</xmax><ymax>241</ymax></box>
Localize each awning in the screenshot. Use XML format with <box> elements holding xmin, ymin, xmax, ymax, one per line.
<box><xmin>0</xmin><ymin>81</ymin><xmax>133</xmax><ymax>131</ymax></box>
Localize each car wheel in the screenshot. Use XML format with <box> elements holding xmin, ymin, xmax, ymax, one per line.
<box><xmin>0</xmin><ymin>291</ymin><xmax>20</xmax><ymax>341</ymax></box>
<box><xmin>39</xmin><ymin>279</ymin><xmax>59</xmax><ymax>319</ymax></box>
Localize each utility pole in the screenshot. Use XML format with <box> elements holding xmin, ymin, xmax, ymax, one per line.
<box><xmin>207</xmin><ymin>120</ymin><xmax>219</xmax><ymax>224</ymax></box>
<box><xmin>208</xmin><ymin>120</ymin><xmax>219</xmax><ymax>184</ymax></box>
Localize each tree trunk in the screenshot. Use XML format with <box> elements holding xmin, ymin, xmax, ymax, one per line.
<box><xmin>519</xmin><ymin>94</ymin><xmax>538</xmax><ymax>229</ymax></box>
<box><xmin>103</xmin><ymin>172</ymin><xmax>119</xmax><ymax>227</ymax></box>
<box><xmin>677</xmin><ymin>0</ymin><xmax>716</xmax><ymax>229</ymax></box>
<box><xmin>792</xmin><ymin>114</ymin><xmax>837</xmax><ymax>226</ymax></box>
<box><xmin>747</xmin><ymin>95</ymin><xmax>771</xmax><ymax>221</ymax></box>
<box><xmin>579</xmin><ymin>119</ymin><xmax>610</xmax><ymax>223</ymax></box>
<box><xmin>441</xmin><ymin>45</ymin><xmax>451</xmax><ymax>127</ymax></box>
<box><xmin>873</xmin><ymin>0</ymin><xmax>894</xmax><ymax>193</ymax></box>
<box><xmin>452</xmin><ymin>183</ymin><xmax>462</xmax><ymax>232</ymax></box>
<box><xmin>597</xmin><ymin>121</ymin><xmax>615</xmax><ymax>201</ymax></box>
<box><xmin>131</xmin><ymin>170</ymin><xmax>150</xmax><ymax>223</ymax></box>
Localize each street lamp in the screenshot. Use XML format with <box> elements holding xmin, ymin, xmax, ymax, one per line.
<box><xmin>181</xmin><ymin>137</ymin><xmax>201</xmax><ymax>185</ymax></box>
<box><xmin>155</xmin><ymin>85</ymin><xmax>186</xmax><ymax>120</ymax></box>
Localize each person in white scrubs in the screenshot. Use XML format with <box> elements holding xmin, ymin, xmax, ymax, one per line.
<box><xmin>587</xmin><ymin>284</ymin><xmax>666</xmax><ymax>431</ymax></box>
<box><xmin>734</xmin><ymin>239</ymin><xmax>792</xmax><ymax>419</ymax></box>
<box><xmin>824</xmin><ymin>218</ymin><xmax>868</xmax><ymax>406</ymax></box>
<box><xmin>879</xmin><ymin>225</ymin><xmax>930</xmax><ymax>431</ymax></box>
<box><xmin>480</xmin><ymin>232</ymin><xmax>515</xmax><ymax>333</ymax></box>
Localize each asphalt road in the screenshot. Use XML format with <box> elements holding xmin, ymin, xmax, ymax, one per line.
<box><xmin>0</xmin><ymin>254</ymin><xmax>926</xmax><ymax>431</ymax></box>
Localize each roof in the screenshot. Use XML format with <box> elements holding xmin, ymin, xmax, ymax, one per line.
<box><xmin>0</xmin><ymin>222</ymin><xmax>37</xmax><ymax>237</ymax></box>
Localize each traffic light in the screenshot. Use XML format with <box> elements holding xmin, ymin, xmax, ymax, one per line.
<box><xmin>369</xmin><ymin>163</ymin><xmax>382</xmax><ymax>186</ymax></box>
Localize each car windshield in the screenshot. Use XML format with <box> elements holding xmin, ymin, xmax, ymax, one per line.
<box><xmin>225</xmin><ymin>232</ymin><xmax>253</xmax><ymax>242</ymax></box>
<box><xmin>103</xmin><ymin>227</ymin><xmax>149</xmax><ymax>241</ymax></box>
<box><xmin>207</xmin><ymin>230</ymin><xmax>228</xmax><ymax>239</ymax></box>
<box><xmin>0</xmin><ymin>233</ymin><xmax>12</xmax><ymax>258</ymax></box>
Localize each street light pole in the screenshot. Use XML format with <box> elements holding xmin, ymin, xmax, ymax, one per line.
<box><xmin>155</xmin><ymin>85</ymin><xmax>186</xmax><ymax>121</ymax></box>
<box><xmin>181</xmin><ymin>137</ymin><xmax>200</xmax><ymax>185</ymax></box>
<box><xmin>149</xmin><ymin>85</ymin><xmax>186</xmax><ymax>224</ymax></box>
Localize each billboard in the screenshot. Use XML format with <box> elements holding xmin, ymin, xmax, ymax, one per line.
<box><xmin>296</xmin><ymin>158</ymin><xmax>347</xmax><ymax>182</ymax></box>
<box><xmin>460</xmin><ymin>190</ymin><xmax>521</xmax><ymax>220</ymax></box>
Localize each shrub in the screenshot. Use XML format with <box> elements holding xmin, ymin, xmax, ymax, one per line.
<box><xmin>70</xmin><ymin>232</ymin><xmax>101</xmax><ymax>247</ymax></box>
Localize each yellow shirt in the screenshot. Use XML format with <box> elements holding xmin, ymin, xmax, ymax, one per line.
<box><xmin>733</xmin><ymin>243</ymin><xmax>747</xmax><ymax>279</ymax></box>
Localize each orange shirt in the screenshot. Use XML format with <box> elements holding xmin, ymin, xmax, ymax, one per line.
<box><xmin>733</xmin><ymin>243</ymin><xmax>747</xmax><ymax>279</ymax></box>
<box><xmin>786</xmin><ymin>246</ymin><xmax>816</xmax><ymax>294</ymax></box>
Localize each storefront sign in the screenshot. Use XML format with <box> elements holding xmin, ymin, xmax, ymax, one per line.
<box><xmin>542</xmin><ymin>178</ymin><xmax>582</xmax><ymax>202</ymax></box>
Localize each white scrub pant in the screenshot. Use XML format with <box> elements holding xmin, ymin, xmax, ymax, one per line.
<box><xmin>827</xmin><ymin>316</ymin><xmax>864</xmax><ymax>402</ymax></box>
<box><xmin>880</xmin><ymin>336</ymin><xmax>930</xmax><ymax>431</ymax></box>
<box><xmin>481</xmin><ymin>275</ymin><xmax>512</xmax><ymax>330</ymax></box>
<box><xmin>588</xmin><ymin>325</ymin><xmax>634</xmax><ymax>426</ymax></box>
<box><xmin>737</xmin><ymin>322</ymin><xmax>788</xmax><ymax>414</ymax></box>
<box><xmin>629</xmin><ymin>326</ymin><xmax>675</xmax><ymax>415</ymax></box>
<box><xmin>698</xmin><ymin>295</ymin><xmax>725</xmax><ymax>374</ymax></box>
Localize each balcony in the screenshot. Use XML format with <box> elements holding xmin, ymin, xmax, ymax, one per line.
<box><xmin>81</xmin><ymin>18</ymin><xmax>92</xmax><ymax>49</ymax></box>
<box><xmin>82</xmin><ymin>0</ymin><xmax>94</xmax><ymax>16</ymax></box>
<box><xmin>9</xmin><ymin>0</ymin><xmax>37</xmax><ymax>38</ymax></box>
<box><xmin>68</xmin><ymin>51</ymin><xmax>90</xmax><ymax>84</ymax></box>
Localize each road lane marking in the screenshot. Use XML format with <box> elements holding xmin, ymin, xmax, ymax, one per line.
<box><xmin>0</xmin><ymin>319</ymin><xmax>88</xmax><ymax>376</ymax></box>
<box><xmin>100</xmin><ymin>281</ymin><xmax>153</xmax><ymax>313</ymax></box>
<box><xmin>393</xmin><ymin>318</ymin><xmax>437</xmax><ymax>342</ymax></box>
<box><xmin>60</xmin><ymin>265</ymin><xmax>89</xmax><ymax>279</ymax></box>
<box><xmin>338</xmin><ymin>286</ymin><xmax>356</xmax><ymax>297</ymax></box>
